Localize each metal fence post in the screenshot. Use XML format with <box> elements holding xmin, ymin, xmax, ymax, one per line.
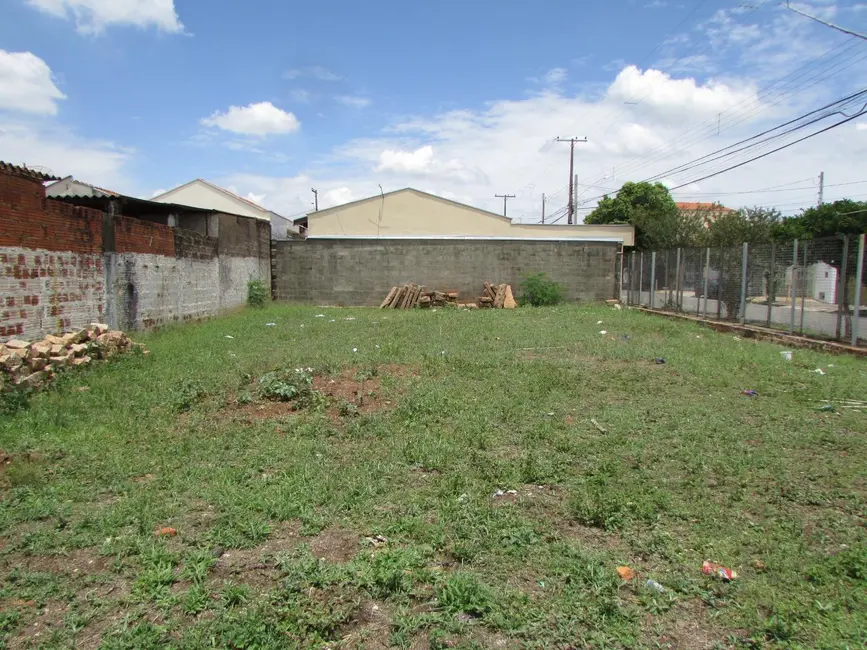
<box><xmin>638</xmin><ymin>251</ymin><xmax>644</xmax><ymax>307</ymax></box>
<box><xmin>740</xmin><ymin>242</ymin><xmax>749</xmax><ymax>326</ymax></box>
<box><xmin>649</xmin><ymin>252</ymin><xmax>656</xmax><ymax>309</ymax></box>
<box><xmin>852</xmin><ymin>233</ymin><xmax>865</xmax><ymax>346</ymax></box>
<box><xmin>767</xmin><ymin>241</ymin><xmax>775</xmax><ymax>328</ymax></box>
<box><xmin>836</xmin><ymin>236</ymin><xmax>849</xmax><ymax>340</ymax></box>
<box><xmin>675</xmin><ymin>248</ymin><xmax>682</xmax><ymax>311</ymax></box>
<box><xmin>799</xmin><ymin>242</ymin><xmax>808</xmax><ymax>334</ymax></box>
<box><xmin>703</xmin><ymin>247</ymin><xmax>710</xmax><ymax>319</ymax></box>
<box><xmin>789</xmin><ymin>239</ymin><xmax>798</xmax><ymax>334</ymax></box>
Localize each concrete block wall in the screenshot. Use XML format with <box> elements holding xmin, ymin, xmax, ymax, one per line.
<box><xmin>273</xmin><ymin>238</ymin><xmax>620</xmax><ymax>306</ymax></box>
<box><xmin>1</xmin><ymin>169</ymin><xmax>271</xmax><ymax>342</ymax></box>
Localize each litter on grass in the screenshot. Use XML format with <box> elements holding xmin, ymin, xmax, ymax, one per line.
<box><xmin>597</xmin><ymin>320</ymin><xmax>604</xmax><ymax>325</ymax></box>
<box><xmin>599</xmin><ymin>330</ymin><xmax>608</xmax><ymax>335</ymax></box>
<box><xmin>617</xmin><ymin>566</ymin><xmax>636</xmax><ymax>581</ymax></box>
<box><xmin>315</xmin><ymin>314</ymin><xmax>325</xmax><ymax>318</ymax></box>
<box><xmin>780</xmin><ymin>350</ymin><xmax>793</xmax><ymax>361</ymax></box>
<box><xmin>352</xmin><ymin>347</ymin><xmax>358</xmax><ymax>353</ymax></box>
<box><xmin>224</xmin><ymin>335</ymin><xmax>235</xmax><ymax>339</ymax></box>
<box><xmin>265</xmin><ymin>322</ymin><xmax>276</xmax><ymax>327</ymax></box>
<box><xmin>742</xmin><ymin>389</ymin><xmax>758</xmax><ymax>397</ymax></box>
<box><xmin>345</xmin><ymin>317</ymin><xmax>356</xmax><ymax>321</ymax></box>
<box><xmin>646</xmin><ymin>579</ymin><xmax>665</xmax><ymax>593</ymax></box>
<box><xmin>702</xmin><ymin>561</ymin><xmax>737</xmax><ymax>581</ymax></box>
<box><xmin>654</xmin><ymin>358</ymin><xmax>666</xmax><ymax>364</ymax></box>
<box><xmin>590</xmin><ymin>418</ymin><xmax>607</xmax><ymax>434</ymax></box>
<box><xmin>813</xmin><ymin>368</ymin><xmax>826</xmax><ymax>375</ymax></box>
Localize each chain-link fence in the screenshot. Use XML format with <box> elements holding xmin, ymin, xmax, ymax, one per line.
<box><xmin>620</xmin><ymin>234</ymin><xmax>867</xmax><ymax>347</ymax></box>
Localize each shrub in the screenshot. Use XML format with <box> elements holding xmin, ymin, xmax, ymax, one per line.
<box><xmin>520</xmin><ymin>272</ymin><xmax>565</xmax><ymax>307</ymax></box>
<box><xmin>247</xmin><ymin>279</ymin><xmax>269</xmax><ymax>308</ymax></box>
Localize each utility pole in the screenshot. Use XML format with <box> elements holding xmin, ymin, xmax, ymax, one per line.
<box><xmin>541</xmin><ymin>193</ymin><xmax>546</xmax><ymax>224</ymax></box>
<box><xmin>311</xmin><ymin>188</ymin><xmax>319</xmax><ymax>211</ymax></box>
<box><xmin>818</xmin><ymin>171</ymin><xmax>824</xmax><ymax>206</ymax></box>
<box><xmin>495</xmin><ymin>193</ymin><xmax>516</xmax><ymax>217</ymax></box>
<box><xmin>555</xmin><ymin>136</ymin><xmax>587</xmax><ymax>224</ymax></box>
<box><xmin>574</xmin><ymin>174</ymin><xmax>578</xmax><ymax>223</ymax></box>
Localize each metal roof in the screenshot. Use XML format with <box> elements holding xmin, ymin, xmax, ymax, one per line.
<box><xmin>0</xmin><ymin>161</ymin><xmax>61</xmax><ymax>182</ymax></box>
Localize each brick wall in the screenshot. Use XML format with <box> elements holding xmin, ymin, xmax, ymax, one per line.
<box><xmin>1</xmin><ymin>169</ymin><xmax>271</xmax><ymax>342</ymax></box>
<box><xmin>273</xmin><ymin>238</ymin><xmax>620</xmax><ymax>306</ymax></box>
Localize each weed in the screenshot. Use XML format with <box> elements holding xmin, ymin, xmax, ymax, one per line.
<box><xmin>0</xmin><ymin>386</ymin><xmax>30</xmax><ymax>415</ymax></box>
<box><xmin>337</xmin><ymin>400</ymin><xmax>359</xmax><ymax>417</ymax></box>
<box><xmin>437</xmin><ymin>572</ymin><xmax>494</xmax><ymax>617</ymax></box>
<box><xmin>520</xmin><ymin>272</ymin><xmax>565</xmax><ymax>306</ymax></box>
<box><xmin>171</xmin><ymin>379</ymin><xmax>206</xmax><ymax>412</ymax></box>
<box><xmin>258</xmin><ymin>368</ymin><xmax>313</xmax><ymax>402</ymax></box>
<box><xmin>247</xmin><ymin>279</ymin><xmax>269</xmax><ymax>308</ymax></box>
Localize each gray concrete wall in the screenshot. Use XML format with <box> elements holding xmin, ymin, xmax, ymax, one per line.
<box><xmin>273</xmin><ymin>238</ymin><xmax>620</xmax><ymax>305</ymax></box>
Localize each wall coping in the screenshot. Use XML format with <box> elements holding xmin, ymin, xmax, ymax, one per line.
<box><xmin>303</xmin><ymin>235</ymin><xmax>625</xmax><ymax>243</ymax></box>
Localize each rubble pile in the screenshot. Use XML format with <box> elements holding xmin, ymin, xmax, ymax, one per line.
<box><xmin>0</xmin><ymin>324</ymin><xmax>147</xmax><ymax>391</ymax></box>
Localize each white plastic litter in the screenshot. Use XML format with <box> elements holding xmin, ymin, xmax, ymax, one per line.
<box><xmin>265</xmin><ymin>323</ymin><xmax>276</xmax><ymax>327</ymax></box>
<box><xmin>813</xmin><ymin>368</ymin><xmax>826</xmax><ymax>375</ymax></box>
<box><xmin>599</xmin><ymin>330</ymin><xmax>608</xmax><ymax>335</ymax></box>
<box><xmin>352</xmin><ymin>347</ymin><xmax>358</xmax><ymax>353</ymax></box>
<box><xmin>345</xmin><ymin>317</ymin><xmax>356</xmax><ymax>321</ymax></box>
<box><xmin>315</xmin><ymin>314</ymin><xmax>325</xmax><ymax>318</ymax></box>
<box><xmin>597</xmin><ymin>320</ymin><xmax>603</xmax><ymax>324</ymax></box>
<box><xmin>224</xmin><ymin>335</ymin><xmax>235</xmax><ymax>339</ymax></box>
<box><xmin>780</xmin><ymin>350</ymin><xmax>793</xmax><ymax>361</ymax></box>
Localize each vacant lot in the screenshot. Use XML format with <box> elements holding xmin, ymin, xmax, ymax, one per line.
<box><xmin>1</xmin><ymin>305</ymin><xmax>865</xmax><ymax>649</ymax></box>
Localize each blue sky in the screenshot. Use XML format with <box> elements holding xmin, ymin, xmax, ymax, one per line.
<box><xmin>1</xmin><ymin>0</ymin><xmax>866</xmax><ymax>221</ymax></box>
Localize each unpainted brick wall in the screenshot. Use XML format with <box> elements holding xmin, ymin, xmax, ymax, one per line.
<box><xmin>1</xmin><ymin>170</ymin><xmax>272</xmax><ymax>342</ymax></box>
<box><xmin>273</xmin><ymin>238</ymin><xmax>620</xmax><ymax>305</ymax></box>
<box><xmin>0</xmin><ymin>173</ymin><xmax>107</xmax><ymax>338</ymax></box>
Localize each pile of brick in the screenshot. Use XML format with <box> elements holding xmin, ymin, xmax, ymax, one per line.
<box><xmin>0</xmin><ymin>324</ymin><xmax>146</xmax><ymax>391</ymax></box>
<box><xmin>379</xmin><ymin>281</ymin><xmax>518</xmax><ymax>310</ymax></box>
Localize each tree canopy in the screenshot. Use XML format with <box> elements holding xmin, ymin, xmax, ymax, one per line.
<box><xmin>772</xmin><ymin>200</ymin><xmax>867</xmax><ymax>241</ymax></box>
<box><xmin>585</xmin><ymin>181</ymin><xmax>685</xmax><ymax>250</ymax></box>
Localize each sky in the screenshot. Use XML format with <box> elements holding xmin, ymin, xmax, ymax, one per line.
<box><xmin>1</xmin><ymin>0</ymin><xmax>866</xmax><ymax>224</ymax></box>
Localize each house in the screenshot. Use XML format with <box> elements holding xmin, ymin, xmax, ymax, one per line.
<box><xmin>296</xmin><ymin>188</ymin><xmax>635</xmax><ymax>246</ymax></box>
<box><xmin>152</xmin><ymin>179</ymin><xmax>296</xmax><ymax>240</ymax></box>
<box><xmin>46</xmin><ymin>176</ymin><xmax>119</xmax><ymax>198</ymax></box>
<box><xmin>676</xmin><ymin>202</ymin><xmax>736</xmax><ymax>228</ymax></box>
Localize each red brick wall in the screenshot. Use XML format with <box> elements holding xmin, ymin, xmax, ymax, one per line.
<box><xmin>114</xmin><ymin>215</ymin><xmax>175</xmax><ymax>256</ymax></box>
<box><xmin>0</xmin><ymin>174</ymin><xmax>104</xmax><ymax>254</ymax></box>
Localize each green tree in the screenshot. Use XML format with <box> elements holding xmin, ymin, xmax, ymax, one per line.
<box><xmin>703</xmin><ymin>207</ymin><xmax>781</xmax><ymax>321</ymax></box>
<box><xmin>585</xmin><ymin>182</ymin><xmax>685</xmax><ymax>250</ymax></box>
<box><xmin>772</xmin><ymin>199</ymin><xmax>867</xmax><ymax>240</ymax></box>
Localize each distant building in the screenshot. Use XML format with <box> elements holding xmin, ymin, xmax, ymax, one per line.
<box><xmin>152</xmin><ymin>179</ymin><xmax>296</xmax><ymax>240</ymax></box>
<box><xmin>676</xmin><ymin>202</ymin><xmax>736</xmax><ymax>228</ymax></box>
<box><xmin>297</xmin><ymin>188</ymin><xmax>635</xmax><ymax>246</ymax></box>
<box><xmin>45</xmin><ymin>176</ymin><xmax>119</xmax><ymax>199</ymax></box>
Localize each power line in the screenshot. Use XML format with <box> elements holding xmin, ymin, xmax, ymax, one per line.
<box><xmin>783</xmin><ymin>3</ymin><xmax>867</xmax><ymax>41</ymax></box>
<box><xmin>555</xmin><ymin>137</ymin><xmax>587</xmax><ymax>224</ymax></box>
<box><xmin>666</xmin><ymin>109</ymin><xmax>867</xmax><ymax>191</ymax></box>
<box><xmin>494</xmin><ymin>193</ymin><xmax>516</xmax><ymax>217</ymax></box>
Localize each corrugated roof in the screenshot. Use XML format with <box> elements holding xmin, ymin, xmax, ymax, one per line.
<box><xmin>0</xmin><ymin>161</ymin><xmax>61</xmax><ymax>182</ymax></box>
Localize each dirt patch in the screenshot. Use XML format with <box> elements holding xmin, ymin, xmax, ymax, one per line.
<box><xmin>6</xmin><ymin>600</ymin><xmax>69</xmax><ymax>650</ymax></box>
<box><xmin>228</xmin><ymin>365</ymin><xmax>413</xmax><ymax>425</ymax></box>
<box><xmin>338</xmin><ymin>600</ymin><xmax>393</xmax><ymax>649</ymax></box>
<box><xmin>2</xmin><ymin>548</ymin><xmax>109</xmax><ymax>576</ymax></box>
<box><xmin>308</xmin><ymin>526</ymin><xmax>359</xmax><ymax>563</ymax></box>
<box><xmin>213</xmin><ymin>520</ymin><xmax>301</xmax><ymax>587</ymax></box>
<box><xmin>647</xmin><ymin>598</ymin><xmax>746</xmax><ymax>649</ymax></box>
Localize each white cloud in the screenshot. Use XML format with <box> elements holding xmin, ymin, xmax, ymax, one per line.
<box><xmin>0</xmin><ymin>50</ymin><xmax>66</xmax><ymax>115</ymax></box>
<box><xmin>645</xmin><ymin>0</ymin><xmax>667</xmax><ymax>8</ymax></box>
<box><xmin>607</xmin><ymin>66</ymin><xmax>756</xmax><ymax>118</ymax></box>
<box><xmin>246</xmin><ymin>192</ymin><xmax>266</xmax><ymax>205</ymax></box>
<box><xmin>25</xmin><ymin>0</ymin><xmax>184</xmax><ymax>34</ymax></box>
<box><xmin>324</xmin><ymin>187</ymin><xmax>355</xmax><ymax>207</ymax></box>
<box><xmin>0</xmin><ymin>121</ymin><xmax>132</xmax><ymax>190</ymax></box>
<box><xmin>283</xmin><ymin>66</ymin><xmax>341</xmax><ymax>81</ymax></box>
<box><xmin>376</xmin><ymin>145</ymin><xmax>435</xmax><ymax>173</ymax></box>
<box><xmin>150</xmin><ymin>188</ymin><xmax>166</xmax><ymax>198</ymax></box>
<box><xmin>856</xmin><ymin>123</ymin><xmax>867</xmax><ymax>131</ymax></box>
<box><xmin>201</xmin><ymin>102</ymin><xmax>300</xmax><ymax>137</ymax></box>
<box><xmin>544</xmin><ymin>67</ymin><xmax>568</xmax><ymax>86</ymax></box>
<box><xmin>336</xmin><ymin>95</ymin><xmax>371</xmax><ymax>108</ymax></box>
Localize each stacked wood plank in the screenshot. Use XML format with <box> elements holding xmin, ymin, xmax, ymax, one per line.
<box><xmin>380</xmin><ymin>282</ymin><xmax>517</xmax><ymax>309</ymax></box>
<box><xmin>380</xmin><ymin>284</ymin><xmax>459</xmax><ymax>309</ymax></box>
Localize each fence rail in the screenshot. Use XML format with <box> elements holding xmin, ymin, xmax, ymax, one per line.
<box><xmin>621</xmin><ymin>234</ymin><xmax>867</xmax><ymax>347</ymax></box>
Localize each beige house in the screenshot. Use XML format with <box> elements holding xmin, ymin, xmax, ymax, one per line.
<box><xmin>298</xmin><ymin>188</ymin><xmax>634</xmax><ymax>246</ymax></box>
<box><xmin>152</xmin><ymin>179</ymin><xmax>297</xmax><ymax>239</ymax></box>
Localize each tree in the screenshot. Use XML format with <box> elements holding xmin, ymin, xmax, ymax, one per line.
<box><xmin>585</xmin><ymin>182</ymin><xmax>684</xmax><ymax>250</ymax></box>
<box><xmin>703</xmin><ymin>207</ymin><xmax>782</xmax><ymax>321</ymax></box>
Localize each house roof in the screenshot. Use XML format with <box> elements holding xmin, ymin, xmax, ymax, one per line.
<box><xmin>152</xmin><ymin>179</ymin><xmax>283</xmax><ymax>221</ymax></box>
<box><xmin>676</xmin><ymin>202</ymin><xmax>736</xmax><ymax>212</ymax></box>
<box><xmin>0</xmin><ymin>161</ymin><xmax>61</xmax><ymax>182</ymax></box>
<box><xmin>307</xmin><ymin>188</ymin><xmax>514</xmax><ymax>223</ymax></box>
<box><xmin>46</xmin><ymin>176</ymin><xmax>119</xmax><ymax>198</ymax></box>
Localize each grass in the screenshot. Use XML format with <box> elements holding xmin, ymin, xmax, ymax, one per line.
<box><xmin>1</xmin><ymin>304</ymin><xmax>865</xmax><ymax>649</ymax></box>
